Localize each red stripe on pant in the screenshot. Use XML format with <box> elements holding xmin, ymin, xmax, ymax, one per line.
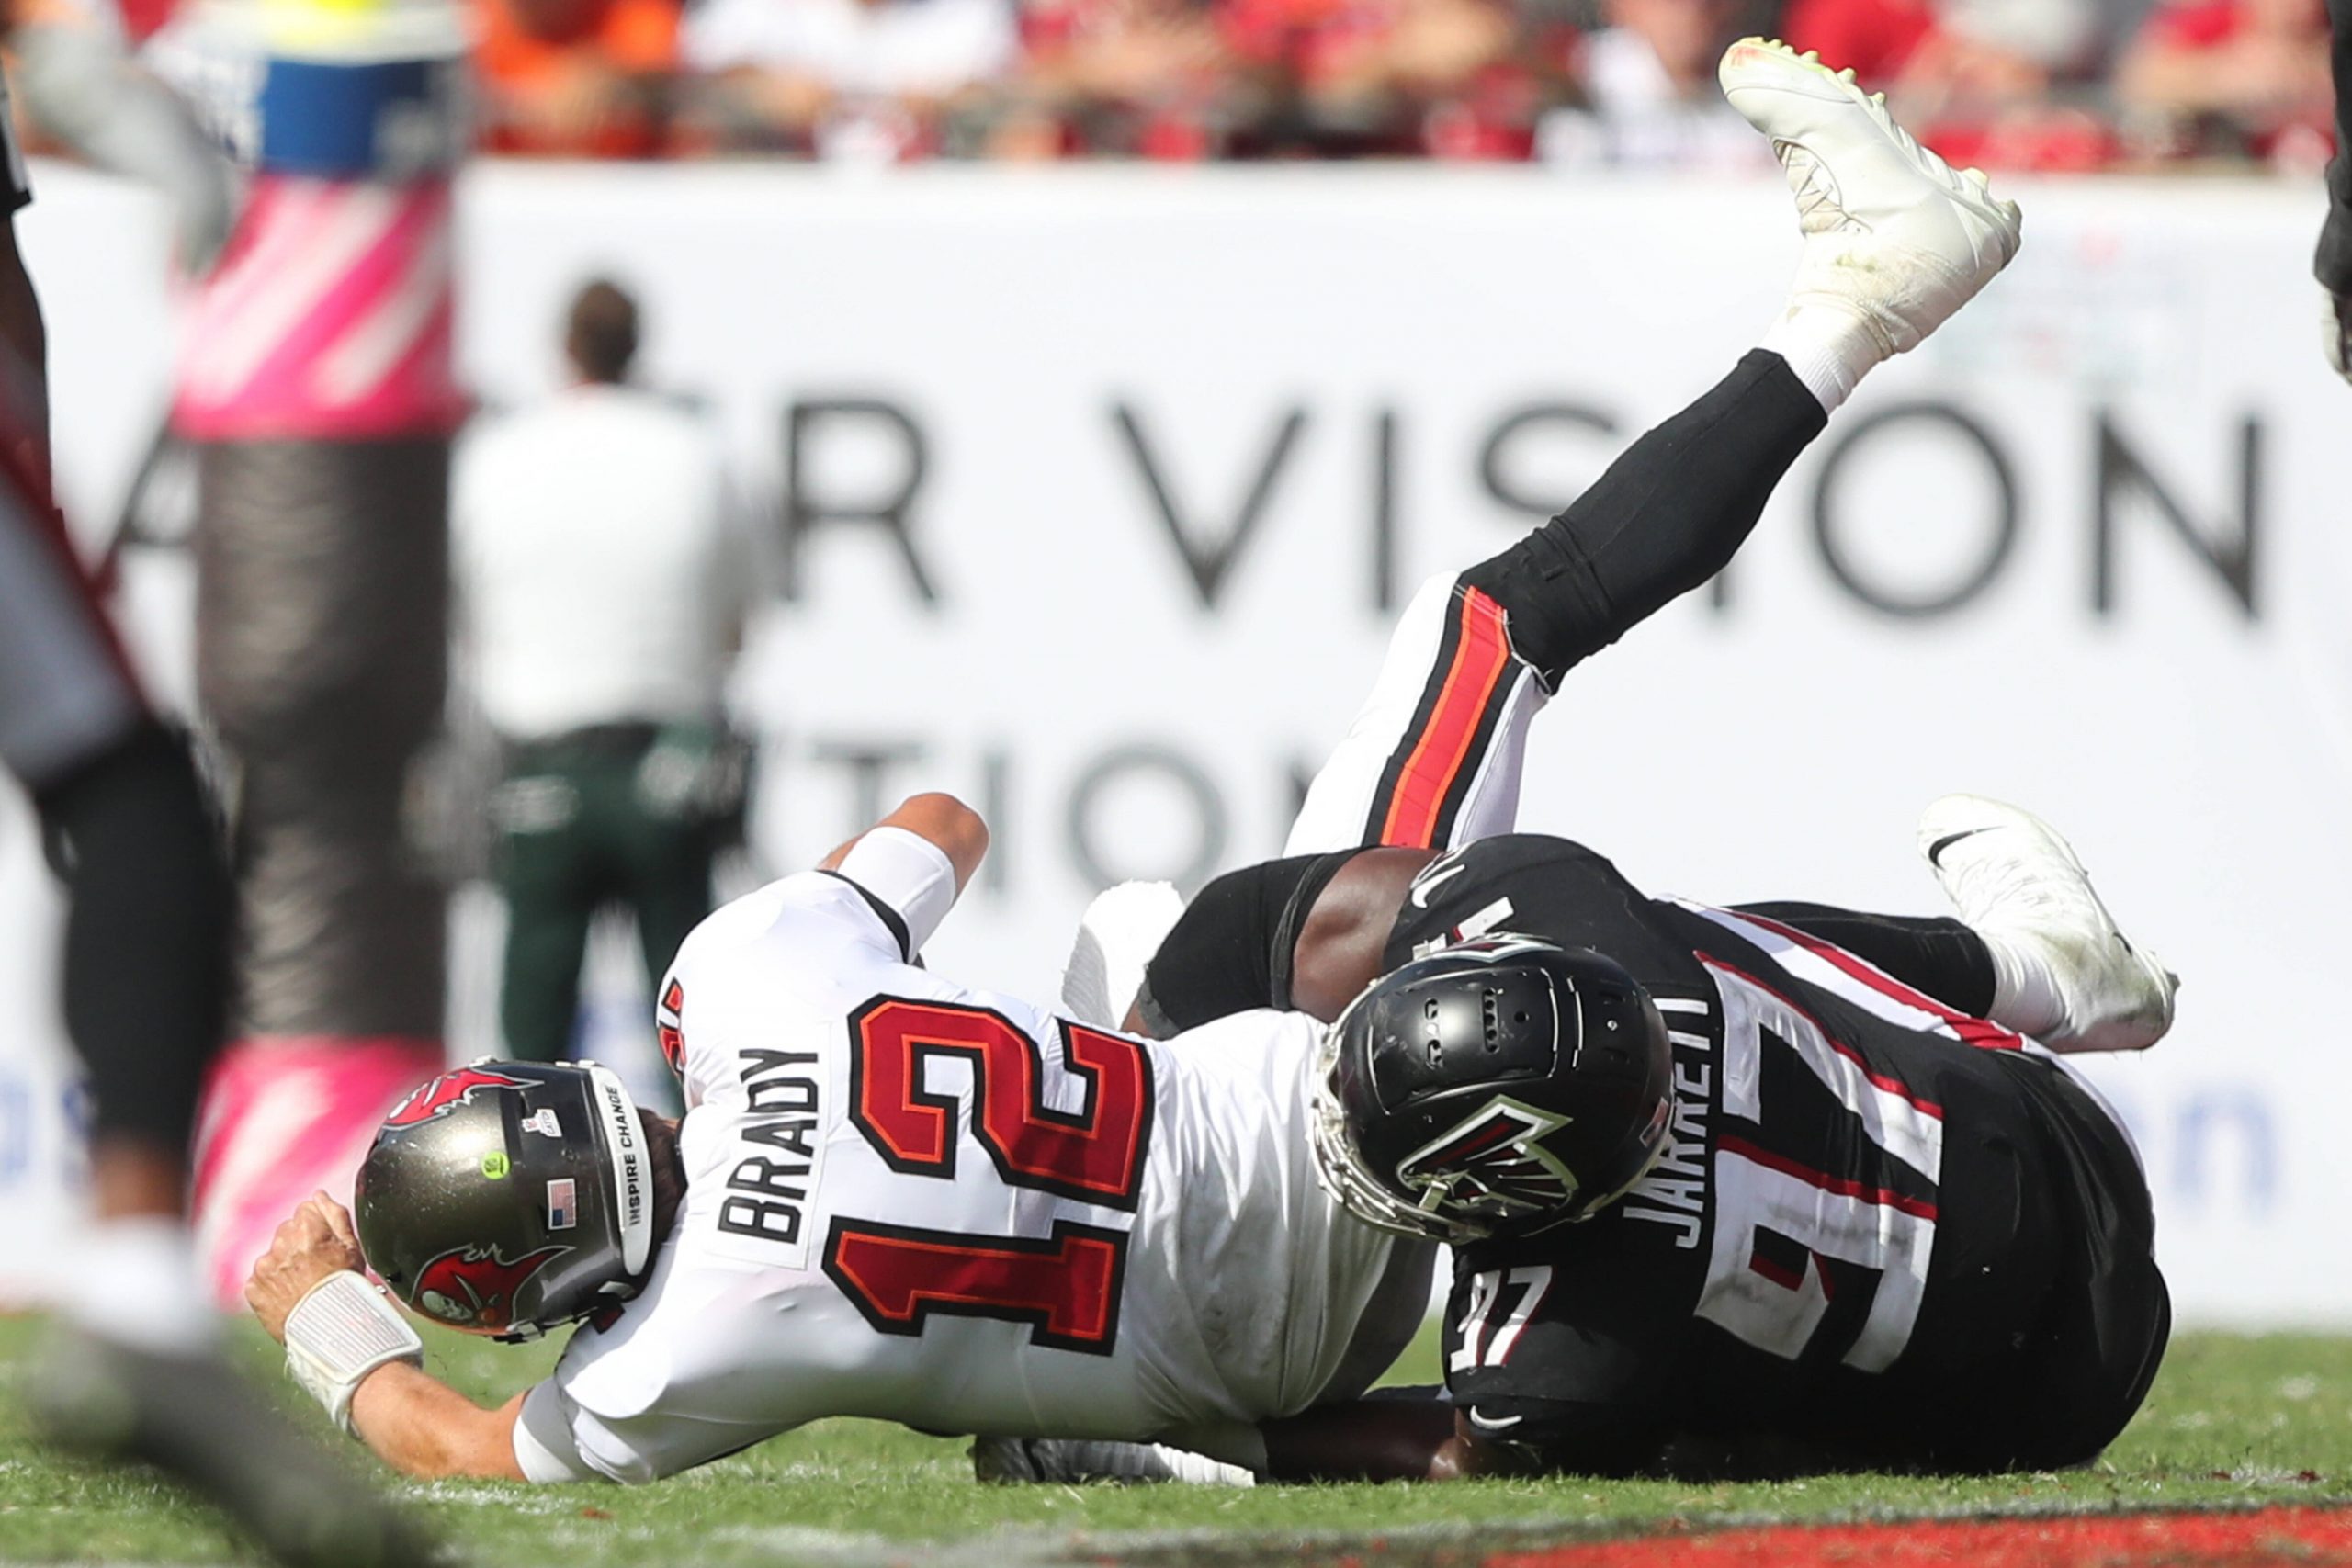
<box><xmin>1376</xmin><ymin>586</ymin><xmax>1513</xmax><ymax>849</ymax></box>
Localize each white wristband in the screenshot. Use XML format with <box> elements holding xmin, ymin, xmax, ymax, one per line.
<box><xmin>283</xmin><ymin>1270</ymin><xmax>424</xmax><ymax>1436</ymax></box>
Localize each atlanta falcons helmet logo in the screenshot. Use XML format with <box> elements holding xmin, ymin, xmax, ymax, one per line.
<box><xmin>384</xmin><ymin>1066</ymin><xmax>537</xmax><ymax>1131</ymax></box>
<box><xmin>1395</xmin><ymin>1097</ymin><xmax>1581</xmax><ymax>1221</ymax></box>
<box><xmin>411</xmin><ymin>1243</ymin><xmax>571</xmax><ymax>1332</ymax></box>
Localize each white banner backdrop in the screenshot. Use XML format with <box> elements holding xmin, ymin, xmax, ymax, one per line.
<box><xmin>2</xmin><ymin>163</ymin><xmax>2344</xmax><ymax>1324</ymax></box>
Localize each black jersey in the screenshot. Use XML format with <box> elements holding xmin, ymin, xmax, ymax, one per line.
<box><xmin>1395</xmin><ymin>835</ymin><xmax>2163</xmax><ymax>1472</ymax></box>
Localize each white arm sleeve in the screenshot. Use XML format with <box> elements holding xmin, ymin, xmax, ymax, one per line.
<box><xmin>831</xmin><ymin>825</ymin><xmax>958</xmax><ymax>958</ymax></box>
<box><xmin>513</xmin><ymin>1381</ymin><xmax>602</xmax><ymax>1484</ymax></box>
<box><xmin>514</xmin><ymin>1366</ymin><xmax>796</xmax><ymax>1485</ymax></box>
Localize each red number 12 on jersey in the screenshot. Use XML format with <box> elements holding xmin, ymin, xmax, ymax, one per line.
<box><xmin>825</xmin><ymin>998</ymin><xmax>1156</xmax><ymax>1355</ymax></box>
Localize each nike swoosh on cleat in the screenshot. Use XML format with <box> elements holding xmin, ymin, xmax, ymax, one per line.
<box><xmin>1927</xmin><ymin>827</ymin><xmax>1993</xmax><ymax>868</ymax></box>
<box><xmin>1468</xmin><ymin>1409</ymin><xmax>1524</xmax><ymax>1430</ymax></box>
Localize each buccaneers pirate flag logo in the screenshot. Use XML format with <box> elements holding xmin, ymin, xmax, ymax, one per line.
<box><xmin>412</xmin><ymin>1243</ymin><xmax>571</xmax><ymax>1332</ymax></box>
<box><xmin>384</xmin><ymin>1066</ymin><xmax>537</xmax><ymax>1131</ymax></box>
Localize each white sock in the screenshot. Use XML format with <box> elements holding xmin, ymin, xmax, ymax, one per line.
<box><xmin>1760</xmin><ymin>307</ymin><xmax>1886</xmax><ymax>415</ymax></box>
<box><xmin>62</xmin><ymin>1217</ymin><xmax>218</xmax><ymax>1357</ymax></box>
<box><xmin>1043</xmin><ymin>1439</ymin><xmax>1259</xmax><ymax>1486</ymax></box>
<box><xmin>1975</xmin><ymin>928</ymin><xmax>2067</xmax><ymax>1040</ymax></box>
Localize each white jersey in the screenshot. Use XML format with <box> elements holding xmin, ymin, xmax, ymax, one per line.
<box><xmin>513</xmin><ymin>829</ymin><xmax>1408</xmax><ymax>1483</ymax></box>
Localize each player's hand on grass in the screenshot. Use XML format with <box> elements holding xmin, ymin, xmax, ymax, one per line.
<box><xmin>243</xmin><ymin>1191</ymin><xmax>368</xmax><ymax>1343</ymax></box>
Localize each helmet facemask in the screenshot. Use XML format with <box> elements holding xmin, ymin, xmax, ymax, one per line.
<box><xmin>1307</xmin><ymin>936</ymin><xmax>1677</xmax><ymax>1246</ymax></box>
<box><xmin>1310</xmin><ymin>989</ymin><xmax>1491</xmax><ymax>1245</ymax></box>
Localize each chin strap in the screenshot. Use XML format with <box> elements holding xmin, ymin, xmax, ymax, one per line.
<box><xmin>283</xmin><ymin>1271</ymin><xmax>424</xmax><ymax>1436</ymax></box>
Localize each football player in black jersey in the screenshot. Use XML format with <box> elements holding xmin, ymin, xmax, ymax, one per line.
<box><xmin>1117</xmin><ymin>579</ymin><xmax>2176</xmax><ymax>1474</ymax></box>
<box><xmin>0</xmin><ymin>46</ymin><xmax>425</xmax><ymax>1568</ymax></box>
<box><xmin>1140</xmin><ymin>829</ymin><xmax>2171</xmax><ymax>1477</ymax></box>
<box><xmin>1041</xmin><ymin>44</ymin><xmax>2169</xmax><ymax>1483</ymax></box>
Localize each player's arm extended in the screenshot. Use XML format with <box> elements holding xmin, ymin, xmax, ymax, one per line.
<box><xmin>1435</xmin><ymin>1401</ymin><xmax>1668</xmax><ymax>1481</ymax></box>
<box><xmin>1257</xmin><ymin>1393</ymin><xmax>1662</xmax><ymax>1482</ymax></box>
<box><xmin>1258</xmin><ymin>1393</ymin><xmax>1459</xmax><ymax>1481</ymax></box>
<box><xmin>811</xmin><ymin>792</ymin><xmax>989</xmax><ymax>959</ymax></box>
<box><xmin>346</xmin><ymin>1368</ymin><xmax>528</xmax><ymax>1481</ymax></box>
<box><xmin>246</xmin><ymin>1194</ymin><xmax>528</xmax><ymax>1481</ymax></box>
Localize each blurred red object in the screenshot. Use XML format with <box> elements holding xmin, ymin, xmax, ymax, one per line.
<box><xmin>477</xmin><ymin>0</ymin><xmax>681</xmax><ymax>157</ymax></box>
<box><xmin>2116</xmin><ymin>0</ymin><xmax>2335</xmax><ymax>163</ymax></box>
<box><xmin>1780</xmin><ymin>0</ymin><xmax>1938</xmax><ymax>85</ymax></box>
<box><xmin>1422</xmin><ymin>62</ymin><xmax>1537</xmax><ymax>159</ymax></box>
<box><xmin>1216</xmin><ymin>0</ymin><xmax>1395</xmax><ymax>86</ymax></box>
<box><xmin>1920</xmin><ymin>107</ymin><xmax>2120</xmax><ymax>170</ymax></box>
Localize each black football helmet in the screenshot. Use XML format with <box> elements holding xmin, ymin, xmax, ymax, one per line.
<box><xmin>1309</xmin><ymin>935</ymin><xmax>1674</xmax><ymax>1244</ymax></box>
<box><xmin>353</xmin><ymin>1060</ymin><xmax>654</xmax><ymax>1340</ymax></box>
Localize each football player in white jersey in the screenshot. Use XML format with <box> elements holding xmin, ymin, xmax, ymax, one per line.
<box><xmin>247</xmin><ymin>792</ymin><xmax>1441</xmax><ymax>1483</ymax></box>
<box><xmin>242</xmin><ymin>39</ymin><xmax>2034</xmax><ymax>1487</ymax></box>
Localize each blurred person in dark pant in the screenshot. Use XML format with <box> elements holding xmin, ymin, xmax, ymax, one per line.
<box><xmin>0</xmin><ymin>58</ymin><xmax>425</xmax><ymax>1564</ymax></box>
<box><xmin>454</xmin><ymin>278</ymin><xmax>754</xmax><ymax>1068</ymax></box>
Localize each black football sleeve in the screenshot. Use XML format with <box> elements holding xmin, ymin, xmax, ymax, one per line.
<box><xmin>1459</xmin><ymin>351</ymin><xmax>1824</xmax><ymax>689</ymax></box>
<box><xmin>1132</xmin><ymin>851</ymin><xmax>1354</xmax><ymax>1036</ymax></box>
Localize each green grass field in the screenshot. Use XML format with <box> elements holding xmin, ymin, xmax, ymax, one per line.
<box><xmin>4</xmin><ymin>1319</ymin><xmax>2350</xmax><ymax>1566</ymax></box>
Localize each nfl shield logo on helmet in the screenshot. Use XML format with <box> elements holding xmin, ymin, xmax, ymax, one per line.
<box><xmin>1396</xmin><ymin>1096</ymin><xmax>1580</xmax><ymax>1221</ymax></box>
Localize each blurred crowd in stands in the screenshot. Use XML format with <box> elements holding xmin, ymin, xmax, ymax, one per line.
<box><xmin>370</xmin><ymin>0</ymin><xmax>2348</xmax><ymax>165</ymax></box>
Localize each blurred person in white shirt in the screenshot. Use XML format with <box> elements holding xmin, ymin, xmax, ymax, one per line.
<box><xmin>1539</xmin><ymin>0</ymin><xmax>1776</xmax><ymax>169</ymax></box>
<box><xmin>680</xmin><ymin>0</ymin><xmax>1017</xmax><ymax>156</ymax></box>
<box><xmin>454</xmin><ymin>277</ymin><xmax>756</xmax><ymax>1070</ymax></box>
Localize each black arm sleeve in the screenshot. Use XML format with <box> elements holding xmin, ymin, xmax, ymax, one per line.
<box><xmin>1132</xmin><ymin>851</ymin><xmax>1355</xmax><ymax>1036</ymax></box>
<box><xmin>1460</xmin><ymin>350</ymin><xmax>1826</xmax><ymax>688</ymax></box>
<box><xmin>2323</xmin><ymin>0</ymin><xmax>2352</xmax><ymax>292</ymax></box>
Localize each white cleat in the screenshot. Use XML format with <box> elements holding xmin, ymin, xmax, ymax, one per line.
<box><xmin>1918</xmin><ymin>794</ymin><xmax>2178</xmax><ymax>1053</ymax></box>
<box><xmin>1719</xmin><ymin>38</ymin><xmax>2023</xmax><ymax>356</ymax></box>
<box><xmin>973</xmin><ymin>1436</ymin><xmax>1257</xmax><ymax>1487</ymax></box>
